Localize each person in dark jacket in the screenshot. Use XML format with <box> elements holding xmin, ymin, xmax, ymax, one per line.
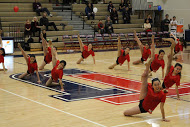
<box><xmin>105</xmin><ymin>16</ymin><xmax>114</xmax><ymax>34</ymax></box>
<box><xmin>107</xmin><ymin>1</ymin><xmax>114</xmax><ymax>13</ymax></box>
<box><xmin>40</xmin><ymin>12</ymin><xmax>58</xmax><ymax>31</ymax></box>
<box><xmin>144</xmin><ymin>14</ymin><xmax>153</xmax><ymax>24</ymax></box>
<box><xmin>31</xmin><ymin>16</ymin><xmax>41</xmax><ymax>37</ymax></box>
<box><xmin>98</xmin><ymin>20</ymin><xmax>104</xmax><ymax>34</ymax></box>
<box><xmin>161</xmin><ymin>14</ymin><xmax>170</xmax><ymax>32</ymax></box>
<box><xmin>123</xmin><ymin>7</ymin><xmax>131</xmax><ymax>24</ymax></box>
<box><xmin>85</xmin><ymin>3</ymin><xmax>95</xmax><ymax>20</ymax></box>
<box><xmin>33</xmin><ymin>0</ymin><xmax>52</xmax><ymax>16</ymax></box>
<box><xmin>24</xmin><ymin>19</ymin><xmax>31</xmax><ymax>37</ymax></box>
<box><xmin>110</xmin><ymin>7</ymin><xmax>118</xmax><ymax>24</ymax></box>
<box><xmin>119</xmin><ymin>0</ymin><xmax>126</xmax><ymax>12</ymax></box>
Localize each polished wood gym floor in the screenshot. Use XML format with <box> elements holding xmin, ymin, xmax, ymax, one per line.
<box><xmin>1</xmin><ymin>47</ymin><xmax>190</xmax><ymax>127</ymax></box>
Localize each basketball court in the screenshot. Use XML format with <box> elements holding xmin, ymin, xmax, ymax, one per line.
<box><xmin>1</xmin><ymin>46</ymin><xmax>190</xmax><ymax>127</ymax></box>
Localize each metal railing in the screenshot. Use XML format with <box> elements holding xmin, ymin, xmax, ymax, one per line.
<box><xmin>91</xmin><ymin>21</ymin><xmax>96</xmax><ymax>37</ymax></box>
<box><xmin>0</xmin><ymin>17</ymin><xmax>2</xmax><ymax>30</ymax></box>
<box><xmin>0</xmin><ymin>17</ymin><xmax>3</xmax><ymax>36</ymax></box>
<box><xmin>9</xmin><ymin>23</ymin><xmax>25</xmax><ymax>46</ymax></box>
<box><xmin>80</xmin><ymin>12</ymin><xmax>86</xmax><ymax>29</ymax></box>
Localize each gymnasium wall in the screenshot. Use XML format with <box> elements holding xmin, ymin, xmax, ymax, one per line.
<box><xmin>149</xmin><ymin>0</ymin><xmax>190</xmax><ymax>29</ymax></box>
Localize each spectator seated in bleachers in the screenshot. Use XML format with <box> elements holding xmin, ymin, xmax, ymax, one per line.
<box><xmin>126</xmin><ymin>0</ymin><xmax>132</xmax><ymax>14</ymax></box>
<box><xmin>119</xmin><ymin>0</ymin><xmax>126</xmax><ymax>12</ymax></box>
<box><xmin>31</xmin><ymin>16</ymin><xmax>41</xmax><ymax>37</ymax></box>
<box><xmin>107</xmin><ymin>1</ymin><xmax>114</xmax><ymax>13</ymax></box>
<box><xmin>105</xmin><ymin>16</ymin><xmax>114</xmax><ymax>34</ymax></box>
<box><xmin>85</xmin><ymin>3</ymin><xmax>95</xmax><ymax>20</ymax></box>
<box><xmin>24</xmin><ymin>19</ymin><xmax>31</xmax><ymax>38</ymax></box>
<box><xmin>33</xmin><ymin>0</ymin><xmax>53</xmax><ymax>17</ymax></box>
<box><xmin>110</xmin><ymin>7</ymin><xmax>118</xmax><ymax>24</ymax></box>
<box><xmin>122</xmin><ymin>7</ymin><xmax>131</xmax><ymax>24</ymax></box>
<box><xmin>40</xmin><ymin>12</ymin><xmax>59</xmax><ymax>31</ymax></box>
<box><xmin>144</xmin><ymin>14</ymin><xmax>153</xmax><ymax>25</ymax></box>
<box><xmin>144</xmin><ymin>19</ymin><xmax>152</xmax><ymax>33</ymax></box>
<box><xmin>98</xmin><ymin>20</ymin><xmax>105</xmax><ymax>34</ymax></box>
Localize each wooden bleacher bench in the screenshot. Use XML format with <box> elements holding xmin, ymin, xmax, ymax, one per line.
<box><xmin>0</xmin><ymin>0</ymin><xmax>49</xmax><ymax>3</ymax></box>
<box><xmin>1</xmin><ymin>21</ymin><xmax>68</xmax><ymax>27</ymax></box>
<box><xmin>1</xmin><ymin>16</ymin><xmax>62</xmax><ymax>22</ymax></box>
<box><xmin>0</xmin><ymin>3</ymin><xmax>52</xmax><ymax>8</ymax></box>
<box><xmin>0</xmin><ymin>7</ymin><xmax>53</xmax><ymax>12</ymax></box>
<box><xmin>0</xmin><ymin>12</ymin><xmax>57</xmax><ymax>17</ymax></box>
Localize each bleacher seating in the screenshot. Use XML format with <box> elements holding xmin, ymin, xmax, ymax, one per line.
<box><xmin>72</xmin><ymin>3</ymin><xmax>144</xmax><ymax>34</ymax></box>
<box><xmin>0</xmin><ymin>0</ymin><xmax>170</xmax><ymax>52</ymax></box>
<box><xmin>0</xmin><ymin>0</ymin><xmax>79</xmax><ymax>51</ymax></box>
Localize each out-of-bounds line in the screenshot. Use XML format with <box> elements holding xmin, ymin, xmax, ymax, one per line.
<box><xmin>170</xmin><ymin>95</ymin><xmax>190</xmax><ymax>102</ymax></box>
<box><xmin>0</xmin><ymin>88</ymin><xmax>107</xmax><ymax>127</ymax></box>
<box><xmin>111</xmin><ymin>113</ymin><xmax>190</xmax><ymax>127</ymax></box>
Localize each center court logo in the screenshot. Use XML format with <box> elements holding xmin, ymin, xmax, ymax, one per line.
<box><xmin>9</xmin><ymin>68</ymin><xmax>190</xmax><ymax>104</ymax></box>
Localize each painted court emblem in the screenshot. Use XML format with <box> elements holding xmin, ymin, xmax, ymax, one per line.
<box><xmin>10</xmin><ymin>68</ymin><xmax>190</xmax><ymax>104</ymax></box>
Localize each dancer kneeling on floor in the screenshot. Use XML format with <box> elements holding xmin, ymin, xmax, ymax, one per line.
<box><xmin>109</xmin><ymin>36</ymin><xmax>130</xmax><ymax>70</ymax></box>
<box><xmin>162</xmin><ymin>38</ymin><xmax>182</xmax><ymax>99</ymax></box>
<box><xmin>45</xmin><ymin>40</ymin><xmax>66</xmax><ymax>92</ymax></box>
<box><xmin>76</xmin><ymin>34</ymin><xmax>95</xmax><ymax>64</ymax></box>
<box><xmin>18</xmin><ymin>43</ymin><xmax>41</xmax><ymax>83</ymax></box>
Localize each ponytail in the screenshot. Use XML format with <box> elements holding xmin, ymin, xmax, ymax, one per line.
<box><xmin>179</xmin><ymin>38</ymin><xmax>187</xmax><ymax>48</ymax></box>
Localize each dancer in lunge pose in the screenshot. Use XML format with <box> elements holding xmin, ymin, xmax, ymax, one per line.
<box><xmin>18</xmin><ymin>43</ymin><xmax>41</xmax><ymax>83</ymax></box>
<box><xmin>133</xmin><ymin>30</ymin><xmax>151</xmax><ymax>65</ymax></box>
<box><xmin>123</xmin><ymin>36</ymin><xmax>169</xmax><ymax>122</ymax></box>
<box><xmin>45</xmin><ymin>40</ymin><xmax>66</xmax><ymax>92</ymax></box>
<box><xmin>109</xmin><ymin>36</ymin><xmax>130</xmax><ymax>70</ymax></box>
<box><xmin>76</xmin><ymin>35</ymin><xmax>95</xmax><ymax>64</ymax></box>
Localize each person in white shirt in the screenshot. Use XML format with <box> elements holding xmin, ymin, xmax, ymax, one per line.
<box><xmin>144</xmin><ymin>19</ymin><xmax>152</xmax><ymax>33</ymax></box>
<box><xmin>170</xmin><ymin>16</ymin><xmax>177</xmax><ymax>36</ymax></box>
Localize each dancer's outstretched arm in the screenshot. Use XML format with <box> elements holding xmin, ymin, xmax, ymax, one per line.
<box><xmin>162</xmin><ymin>38</ymin><xmax>176</xmax><ymax>76</ymax></box>
<box><xmin>49</xmin><ymin>40</ymin><xmax>57</xmax><ymax>68</ymax></box>
<box><xmin>18</xmin><ymin>43</ymin><xmax>28</xmax><ymax>64</ymax></box>
<box><xmin>140</xmin><ymin>37</ymin><xmax>155</xmax><ymax>100</ymax></box>
<box><xmin>170</xmin><ymin>33</ymin><xmax>178</xmax><ymax>40</ymax></box>
<box><xmin>36</xmin><ymin>70</ymin><xmax>41</xmax><ymax>83</ymax></box>
<box><xmin>78</xmin><ymin>34</ymin><xmax>84</xmax><ymax>52</ymax></box>
<box><xmin>134</xmin><ymin>30</ymin><xmax>144</xmax><ymax>54</ymax></box>
<box><xmin>117</xmin><ymin>36</ymin><xmax>121</xmax><ymax>57</ymax></box>
<box><xmin>160</xmin><ymin>102</ymin><xmax>170</xmax><ymax>122</ymax></box>
<box><xmin>41</xmin><ymin>32</ymin><xmax>48</xmax><ymax>56</ymax></box>
<box><xmin>92</xmin><ymin>56</ymin><xmax>95</xmax><ymax>64</ymax></box>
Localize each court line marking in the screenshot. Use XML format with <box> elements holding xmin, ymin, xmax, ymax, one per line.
<box><xmin>71</xmin><ymin>75</ymin><xmax>140</xmax><ymax>92</ymax></box>
<box><xmin>111</xmin><ymin>113</ymin><xmax>190</xmax><ymax>127</ymax></box>
<box><xmin>98</xmin><ymin>82</ymin><xmax>190</xmax><ymax>105</ymax></box>
<box><xmin>71</xmin><ymin>73</ymin><xmax>190</xmax><ymax>105</ymax></box>
<box><xmin>0</xmin><ymin>88</ymin><xmax>107</xmax><ymax>127</ymax></box>
<box><xmin>99</xmin><ymin>92</ymin><xmax>190</xmax><ymax>105</ymax></box>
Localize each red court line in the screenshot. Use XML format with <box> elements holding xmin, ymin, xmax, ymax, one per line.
<box><xmin>71</xmin><ymin>73</ymin><xmax>141</xmax><ymax>92</ymax></box>
<box><xmin>70</xmin><ymin>73</ymin><xmax>190</xmax><ymax>105</ymax></box>
<box><xmin>97</xmin><ymin>83</ymin><xmax>190</xmax><ymax>105</ymax></box>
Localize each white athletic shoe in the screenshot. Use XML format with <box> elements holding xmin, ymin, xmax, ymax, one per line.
<box><xmin>50</xmin><ymin>14</ymin><xmax>53</xmax><ymax>17</ymax></box>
